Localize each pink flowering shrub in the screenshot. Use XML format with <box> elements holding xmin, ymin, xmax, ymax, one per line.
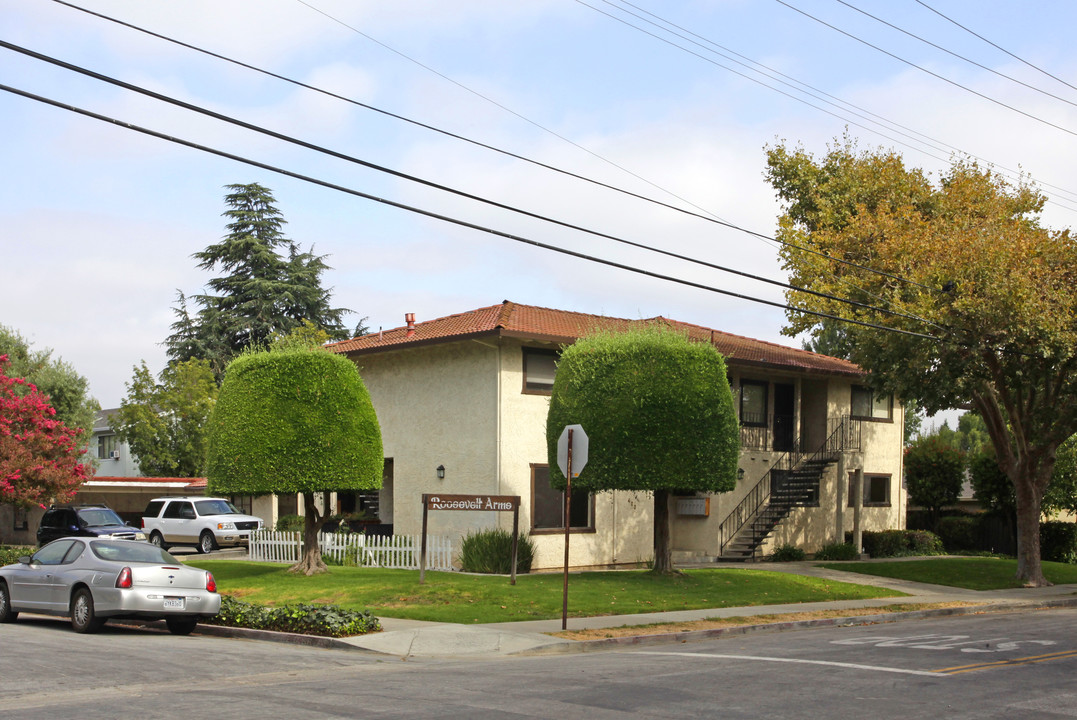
<box><xmin>0</xmin><ymin>355</ymin><xmax>87</xmax><ymax>508</ymax></box>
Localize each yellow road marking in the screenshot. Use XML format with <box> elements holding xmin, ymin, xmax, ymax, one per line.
<box><xmin>936</xmin><ymin>649</ymin><xmax>1077</xmax><ymax>675</ymax></box>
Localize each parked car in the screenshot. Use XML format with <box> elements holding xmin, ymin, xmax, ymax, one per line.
<box><xmin>141</xmin><ymin>497</ymin><xmax>263</xmax><ymax>554</ymax></box>
<box><xmin>37</xmin><ymin>504</ymin><xmax>146</xmax><ymax>547</ymax></box>
<box><xmin>0</xmin><ymin>537</ymin><xmax>220</xmax><ymax>634</ymax></box>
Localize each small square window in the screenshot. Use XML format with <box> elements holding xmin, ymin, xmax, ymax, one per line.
<box><xmin>523</xmin><ymin>348</ymin><xmax>558</xmax><ymax>394</ymax></box>
<box><xmin>851</xmin><ymin>385</ymin><xmax>892</xmax><ymax>420</ymax></box>
<box><xmin>531</xmin><ymin>464</ymin><xmax>593</xmax><ymax>532</ymax></box>
<box><xmin>740</xmin><ymin>380</ymin><xmax>768</xmax><ymax>427</ymax></box>
<box><xmin>848</xmin><ymin>473</ymin><xmax>891</xmax><ymax>507</ymax></box>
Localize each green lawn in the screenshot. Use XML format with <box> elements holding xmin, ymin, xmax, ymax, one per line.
<box><xmin>185</xmin><ymin>560</ymin><xmax>904</xmax><ymax>624</ymax></box>
<box><xmin>816</xmin><ymin>557</ymin><xmax>1077</xmax><ymax>590</ymax></box>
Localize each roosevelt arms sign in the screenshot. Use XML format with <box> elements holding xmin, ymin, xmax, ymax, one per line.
<box><xmin>419</xmin><ymin>494</ymin><xmax>521</xmax><ymax>584</ymax></box>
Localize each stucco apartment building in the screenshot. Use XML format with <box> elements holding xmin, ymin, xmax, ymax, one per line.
<box><xmin>329</xmin><ymin>301</ymin><xmax>906</xmax><ymax>570</ymax></box>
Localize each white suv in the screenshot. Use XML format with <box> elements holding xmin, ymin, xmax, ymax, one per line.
<box><xmin>141</xmin><ymin>497</ymin><xmax>263</xmax><ymax>554</ymax></box>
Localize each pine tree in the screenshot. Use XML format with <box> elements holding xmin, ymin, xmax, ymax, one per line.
<box><xmin>166</xmin><ymin>183</ymin><xmax>351</xmax><ymax>379</ymax></box>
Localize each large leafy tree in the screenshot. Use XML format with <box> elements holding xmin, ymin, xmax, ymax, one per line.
<box><xmin>113</xmin><ymin>359</ymin><xmax>218</xmax><ymax>477</ymax></box>
<box><xmin>0</xmin><ymin>324</ymin><xmax>98</xmax><ymax>437</ymax></box>
<box><xmin>166</xmin><ymin>183</ymin><xmax>352</xmax><ymax>380</ymax></box>
<box><xmin>546</xmin><ymin>326</ymin><xmax>739</xmax><ymax>574</ymax></box>
<box><xmin>802</xmin><ymin>320</ymin><xmax>922</xmax><ymax>443</ymax></box>
<box><xmin>204</xmin><ymin>347</ymin><xmax>382</xmax><ymax>575</ymax></box>
<box><xmin>1</xmin><ymin>356</ymin><xmax>88</xmax><ymax>509</ymax></box>
<box><xmin>765</xmin><ymin>138</ymin><xmax>1077</xmax><ymax>586</ymax></box>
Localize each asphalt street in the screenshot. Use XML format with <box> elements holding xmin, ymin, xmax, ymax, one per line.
<box><xmin>3</xmin><ymin>607</ymin><xmax>1076</xmax><ymax>718</ymax></box>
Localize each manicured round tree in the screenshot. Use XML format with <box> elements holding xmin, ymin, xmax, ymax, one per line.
<box><xmin>904</xmin><ymin>436</ymin><xmax>966</xmax><ymax>531</ymax></box>
<box><xmin>546</xmin><ymin>325</ymin><xmax>739</xmax><ymax>574</ymax></box>
<box><xmin>205</xmin><ymin>347</ymin><xmax>382</xmax><ymax>575</ymax></box>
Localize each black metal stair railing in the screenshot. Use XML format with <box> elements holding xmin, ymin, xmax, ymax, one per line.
<box><xmin>717</xmin><ymin>416</ymin><xmax>861</xmax><ymax>558</ymax></box>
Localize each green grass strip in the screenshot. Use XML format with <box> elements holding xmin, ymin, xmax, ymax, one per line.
<box><xmin>815</xmin><ymin>557</ymin><xmax>1077</xmax><ymax>590</ymax></box>
<box><xmin>185</xmin><ymin>561</ymin><xmax>903</xmax><ymax>624</ymax></box>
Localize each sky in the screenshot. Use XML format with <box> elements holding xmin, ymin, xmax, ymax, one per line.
<box><xmin>4</xmin><ymin>0</ymin><xmax>1077</xmax><ymax>413</ymax></box>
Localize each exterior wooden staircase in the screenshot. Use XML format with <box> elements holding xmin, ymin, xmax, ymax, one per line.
<box><xmin>717</xmin><ymin>417</ymin><xmax>861</xmax><ymax>562</ymax></box>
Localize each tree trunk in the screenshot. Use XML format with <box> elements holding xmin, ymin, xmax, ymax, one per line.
<box><xmin>651</xmin><ymin>489</ymin><xmax>676</xmax><ymax>574</ymax></box>
<box><xmin>289</xmin><ymin>492</ymin><xmax>329</xmax><ymax>576</ymax></box>
<box><xmin>1013</xmin><ymin>471</ymin><xmax>1049</xmax><ymax>587</ymax></box>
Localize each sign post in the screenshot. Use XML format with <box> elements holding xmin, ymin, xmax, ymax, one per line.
<box><xmin>556</xmin><ymin>424</ymin><xmax>588</xmax><ymax>630</ymax></box>
<box><xmin>419</xmin><ymin>494</ymin><xmax>521</xmax><ymax>584</ymax></box>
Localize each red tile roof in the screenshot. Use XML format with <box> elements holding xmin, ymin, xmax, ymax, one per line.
<box><xmin>88</xmin><ymin>476</ymin><xmax>207</xmax><ymax>489</ymax></box>
<box><xmin>328</xmin><ymin>301</ymin><xmax>864</xmax><ymax>377</ymax></box>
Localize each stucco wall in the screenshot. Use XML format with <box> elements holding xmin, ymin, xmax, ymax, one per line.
<box><xmin>354</xmin><ymin>340</ymin><xmax>501</xmax><ymax>555</ymax></box>
<box><xmin>671</xmin><ymin>373</ymin><xmax>907</xmax><ymax>557</ymax></box>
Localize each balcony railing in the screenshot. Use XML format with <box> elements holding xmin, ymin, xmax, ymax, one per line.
<box><xmin>739</xmin><ymin>413</ymin><xmax>797</xmax><ymax>452</ymax></box>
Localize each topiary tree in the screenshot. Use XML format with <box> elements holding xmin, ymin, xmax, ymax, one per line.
<box><xmin>904</xmin><ymin>435</ymin><xmax>966</xmax><ymax>531</ymax></box>
<box><xmin>205</xmin><ymin>347</ymin><xmax>382</xmax><ymax>575</ymax></box>
<box><xmin>546</xmin><ymin>325</ymin><xmax>739</xmax><ymax>574</ymax></box>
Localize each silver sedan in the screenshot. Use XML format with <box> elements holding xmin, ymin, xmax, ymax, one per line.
<box><xmin>0</xmin><ymin>537</ymin><xmax>221</xmax><ymax>634</ymax></box>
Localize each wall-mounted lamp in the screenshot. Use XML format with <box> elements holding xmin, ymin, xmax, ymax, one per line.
<box><xmin>737</xmin><ymin>467</ymin><xmax>745</xmax><ymax>481</ymax></box>
<box><xmin>436</xmin><ymin>464</ymin><xmax>445</xmax><ymax>480</ymax></box>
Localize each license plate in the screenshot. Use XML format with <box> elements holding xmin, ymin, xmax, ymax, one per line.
<box><xmin>163</xmin><ymin>597</ymin><xmax>184</xmax><ymax>610</ymax></box>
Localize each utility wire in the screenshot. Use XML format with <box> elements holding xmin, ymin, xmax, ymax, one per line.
<box><xmin>290</xmin><ymin>0</ymin><xmax>728</xmax><ymax>226</ymax></box>
<box><xmin>774</xmin><ymin>0</ymin><xmax>1077</xmax><ymax>140</ymax></box>
<box><xmin>43</xmin><ymin>0</ymin><xmax>951</xmax><ymax>294</ymax></box>
<box><xmin>0</xmin><ymin>80</ymin><xmax>940</xmax><ymax>342</ymax></box>
<box><xmin>914</xmin><ymin>0</ymin><xmax>1077</xmax><ymax>95</ymax></box>
<box><xmin>0</xmin><ymin>39</ymin><xmax>940</xmax><ymax>330</ymax></box>
<box><xmin>836</xmin><ymin>0</ymin><xmax>1077</xmax><ymax>110</ymax></box>
<box><xmin>590</xmin><ymin>0</ymin><xmax>1077</xmax><ymax>210</ymax></box>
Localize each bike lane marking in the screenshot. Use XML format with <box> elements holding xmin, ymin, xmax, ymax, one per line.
<box><xmin>632</xmin><ymin>651</ymin><xmax>946</xmax><ymax>677</ymax></box>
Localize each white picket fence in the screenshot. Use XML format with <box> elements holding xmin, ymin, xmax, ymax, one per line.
<box><xmin>248</xmin><ymin>529</ymin><xmax>454</xmax><ymax>571</ymax></box>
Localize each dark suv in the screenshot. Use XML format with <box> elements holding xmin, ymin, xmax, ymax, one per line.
<box><xmin>36</xmin><ymin>504</ymin><xmax>147</xmax><ymax>546</ymax></box>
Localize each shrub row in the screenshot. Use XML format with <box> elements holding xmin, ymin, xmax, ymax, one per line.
<box><xmin>855</xmin><ymin>529</ymin><xmax>944</xmax><ymax>558</ymax></box>
<box><xmin>1041</xmin><ymin>521</ymin><xmax>1077</xmax><ymax>564</ymax></box>
<box><xmin>460</xmin><ymin>528</ymin><xmax>535</xmax><ymax>574</ymax></box>
<box><xmin>204</xmin><ymin>596</ymin><xmax>380</xmax><ymax>637</ymax></box>
<box><xmin>813</xmin><ymin>542</ymin><xmax>860</xmax><ymax>561</ymax></box>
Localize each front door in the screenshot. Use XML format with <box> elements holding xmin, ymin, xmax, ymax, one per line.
<box><xmin>774</xmin><ymin>383</ymin><xmax>795</xmax><ymax>452</ymax></box>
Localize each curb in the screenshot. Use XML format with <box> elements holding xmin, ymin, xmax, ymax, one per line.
<box><xmin>153</xmin><ymin>595</ymin><xmax>1077</xmax><ymax>657</ymax></box>
<box><xmin>513</xmin><ymin>596</ymin><xmax>1077</xmax><ymax>656</ymax></box>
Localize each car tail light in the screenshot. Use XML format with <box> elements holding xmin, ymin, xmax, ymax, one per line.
<box><xmin>205</xmin><ymin>571</ymin><xmax>217</xmax><ymax>593</ymax></box>
<box><xmin>116</xmin><ymin>567</ymin><xmax>133</xmax><ymax>589</ymax></box>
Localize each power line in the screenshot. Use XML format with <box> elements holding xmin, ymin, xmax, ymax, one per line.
<box><xmin>582</xmin><ymin>0</ymin><xmax>1077</xmax><ymax>214</ymax></box>
<box><xmin>0</xmin><ymin>38</ymin><xmax>941</xmax><ymax>330</ymax></box>
<box><xmin>774</xmin><ymin>0</ymin><xmax>1077</xmax><ymax>140</ymax></box>
<box><xmin>836</xmin><ymin>0</ymin><xmax>1077</xmax><ymax>111</ymax></box>
<box><xmin>914</xmin><ymin>0</ymin><xmax>1077</xmax><ymax>95</ymax></box>
<box><xmin>41</xmin><ymin>1</ymin><xmax>952</xmax><ymax>296</ymax></box>
<box><xmin>0</xmin><ymin>80</ymin><xmax>940</xmax><ymax>343</ymax></box>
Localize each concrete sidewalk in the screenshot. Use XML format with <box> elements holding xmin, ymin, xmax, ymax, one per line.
<box><xmin>334</xmin><ymin>563</ymin><xmax>1077</xmax><ymax>659</ymax></box>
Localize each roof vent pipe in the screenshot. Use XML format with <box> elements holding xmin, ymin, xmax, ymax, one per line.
<box><xmin>405</xmin><ymin>313</ymin><xmax>416</xmax><ymax>337</ymax></box>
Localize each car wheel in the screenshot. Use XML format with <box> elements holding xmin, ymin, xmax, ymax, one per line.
<box><xmin>149</xmin><ymin>531</ymin><xmax>168</xmax><ymax>549</ymax></box>
<box><xmin>71</xmin><ymin>588</ymin><xmax>105</xmax><ymax>634</ymax></box>
<box><xmin>166</xmin><ymin>617</ymin><xmax>198</xmax><ymax>636</ymax></box>
<box><xmin>0</xmin><ymin>581</ymin><xmax>18</xmax><ymax>623</ymax></box>
<box><xmin>198</xmin><ymin>531</ymin><xmax>217</xmax><ymax>554</ymax></box>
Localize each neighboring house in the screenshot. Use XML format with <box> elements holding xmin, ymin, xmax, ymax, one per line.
<box><xmin>328</xmin><ymin>301</ymin><xmax>906</xmax><ymax>570</ymax></box>
<box><xmin>0</xmin><ymin>410</ymin><xmax>276</xmax><ymax>545</ymax></box>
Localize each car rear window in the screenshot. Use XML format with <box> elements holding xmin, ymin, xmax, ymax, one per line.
<box><xmin>91</xmin><ymin>541</ymin><xmax>177</xmax><ymax>564</ymax></box>
<box><xmin>78</xmin><ymin>508</ymin><xmax>125</xmax><ymax>528</ymax></box>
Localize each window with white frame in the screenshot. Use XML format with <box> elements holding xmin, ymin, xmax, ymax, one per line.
<box><xmin>97</xmin><ymin>434</ymin><xmax>119</xmax><ymax>459</ymax></box>
<box><xmin>848</xmin><ymin>473</ymin><xmax>892</xmax><ymax>507</ymax></box>
<box><xmin>851</xmin><ymin>385</ymin><xmax>892</xmax><ymax>420</ymax></box>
